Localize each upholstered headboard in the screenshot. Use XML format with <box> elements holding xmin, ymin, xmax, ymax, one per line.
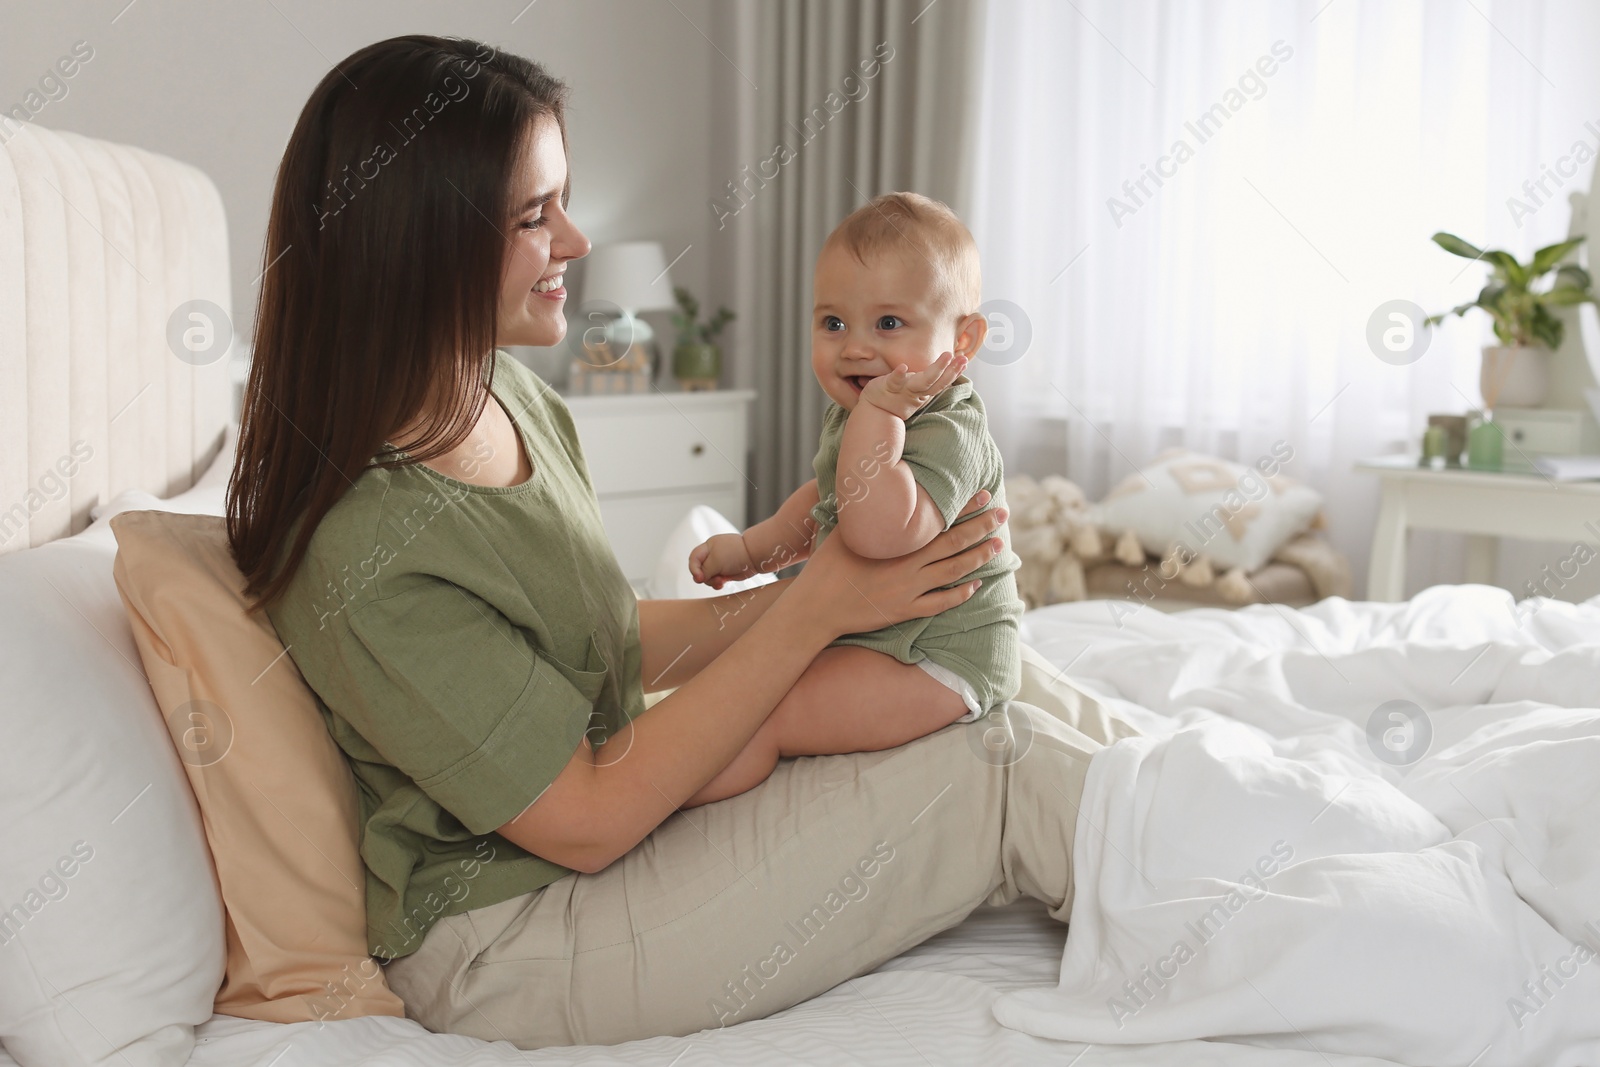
<box><xmin>0</xmin><ymin>124</ymin><xmax>232</xmax><ymax>555</ymax></box>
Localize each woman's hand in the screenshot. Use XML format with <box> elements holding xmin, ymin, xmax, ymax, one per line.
<box><xmin>793</xmin><ymin>490</ymin><xmax>1005</xmax><ymax>639</ymax></box>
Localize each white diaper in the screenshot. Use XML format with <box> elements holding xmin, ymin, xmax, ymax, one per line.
<box><xmin>915</xmin><ymin>658</ymin><xmax>984</xmax><ymax>723</ymax></box>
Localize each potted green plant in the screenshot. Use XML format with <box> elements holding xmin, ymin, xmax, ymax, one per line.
<box><xmin>670</xmin><ymin>286</ymin><xmax>735</xmax><ymax>391</ymax></box>
<box><xmin>1426</xmin><ymin>232</ymin><xmax>1595</xmax><ymax>411</ymax></box>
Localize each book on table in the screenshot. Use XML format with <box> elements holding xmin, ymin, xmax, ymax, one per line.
<box><xmin>1532</xmin><ymin>454</ymin><xmax>1600</xmax><ymax>481</ymax></box>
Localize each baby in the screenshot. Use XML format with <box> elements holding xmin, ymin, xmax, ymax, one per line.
<box><xmin>685</xmin><ymin>191</ymin><xmax>1024</xmax><ymax>807</ymax></box>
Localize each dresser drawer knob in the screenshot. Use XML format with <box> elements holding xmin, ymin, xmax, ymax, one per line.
<box><xmin>691</xmin><ymin>442</ymin><xmax>705</xmax><ymax>456</ymax></box>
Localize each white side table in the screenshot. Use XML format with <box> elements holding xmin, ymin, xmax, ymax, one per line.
<box><xmin>1356</xmin><ymin>455</ymin><xmax>1600</xmax><ymax>601</ymax></box>
<box><xmin>561</xmin><ymin>388</ymin><xmax>756</xmax><ymax>589</ymax></box>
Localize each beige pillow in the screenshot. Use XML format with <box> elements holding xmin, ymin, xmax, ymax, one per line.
<box><xmin>1093</xmin><ymin>447</ymin><xmax>1323</xmax><ymax>573</ymax></box>
<box><xmin>110</xmin><ymin>511</ymin><xmax>404</xmax><ymax>1023</ymax></box>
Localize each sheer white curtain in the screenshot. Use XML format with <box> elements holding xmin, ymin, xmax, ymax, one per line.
<box><xmin>967</xmin><ymin>0</ymin><xmax>1559</xmax><ymax>587</ymax></box>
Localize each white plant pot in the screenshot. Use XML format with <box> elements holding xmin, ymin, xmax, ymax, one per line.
<box><xmin>1480</xmin><ymin>345</ymin><xmax>1549</xmax><ymax>409</ymax></box>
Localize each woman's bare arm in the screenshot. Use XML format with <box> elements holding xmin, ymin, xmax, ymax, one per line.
<box><xmin>636</xmin><ymin>579</ymin><xmax>792</xmax><ymax>692</ymax></box>
<box><xmin>501</xmin><ymin>583</ymin><xmax>837</xmax><ymax>874</ymax></box>
<box><xmin>497</xmin><ymin>493</ymin><xmax>1007</xmax><ymax>874</ymax></box>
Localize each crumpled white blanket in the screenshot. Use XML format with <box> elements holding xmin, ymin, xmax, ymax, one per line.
<box><xmin>995</xmin><ymin>585</ymin><xmax>1600</xmax><ymax>1067</ymax></box>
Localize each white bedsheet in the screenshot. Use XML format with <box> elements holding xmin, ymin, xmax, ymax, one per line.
<box><xmin>0</xmin><ymin>899</ymin><xmax>1406</xmax><ymax>1066</ymax></box>
<box><xmin>8</xmin><ymin>584</ymin><xmax>1590</xmax><ymax>1066</ymax></box>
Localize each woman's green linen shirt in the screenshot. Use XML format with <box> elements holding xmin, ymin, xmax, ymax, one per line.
<box><xmin>267</xmin><ymin>352</ymin><xmax>644</xmax><ymax>959</ymax></box>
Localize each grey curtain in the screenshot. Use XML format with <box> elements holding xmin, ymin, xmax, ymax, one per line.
<box><xmin>708</xmin><ymin>0</ymin><xmax>988</xmax><ymax>522</ymax></box>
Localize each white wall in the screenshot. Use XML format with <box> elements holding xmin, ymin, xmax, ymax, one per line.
<box><xmin>3</xmin><ymin>0</ymin><xmax>728</xmax><ymax>376</ymax></box>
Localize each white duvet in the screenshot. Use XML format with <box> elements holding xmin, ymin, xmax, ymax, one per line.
<box><xmin>1002</xmin><ymin>584</ymin><xmax>1600</xmax><ymax>1067</ymax></box>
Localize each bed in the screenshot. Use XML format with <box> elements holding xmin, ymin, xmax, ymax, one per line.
<box><xmin>3</xmin><ymin>128</ymin><xmax>1597</xmax><ymax>1067</ymax></box>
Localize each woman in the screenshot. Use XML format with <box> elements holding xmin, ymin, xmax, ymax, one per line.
<box><xmin>228</xmin><ymin>35</ymin><xmax>1115</xmax><ymax>1049</ymax></box>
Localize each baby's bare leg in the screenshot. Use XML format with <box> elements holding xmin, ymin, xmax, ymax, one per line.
<box><xmin>684</xmin><ymin>645</ymin><xmax>970</xmax><ymax>807</ymax></box>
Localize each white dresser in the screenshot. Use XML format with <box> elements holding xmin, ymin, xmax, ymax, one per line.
<box><xmin>560</xmin><ymin>389</ymin><xmax>756</xmax><ymax>588</ymax></box>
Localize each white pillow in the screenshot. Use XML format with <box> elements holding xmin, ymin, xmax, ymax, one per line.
<box><xmin>1094</xmin><ymin>448</ymin><xmax>1323</xmax><ymax>573</ymax></box>
<box><xmin>89</xmin><ymin>422</ymin><xmax>234</xmax><ymax>524</ymax></box>
<box><xmin>648</xmin><ymin>505</ymin><xmax>778</xmax><ymax>599</ymax></box>
<box><xmin>0</xmin><ymin>510</ymin><xmax>226</xmax><ymax>1065</ymax></box>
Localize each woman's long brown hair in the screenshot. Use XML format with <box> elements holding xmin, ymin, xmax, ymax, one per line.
<box><xmin>228</xmin><ymin>36</ymin><xmax>568</xmax><ymax>608</ymax></box>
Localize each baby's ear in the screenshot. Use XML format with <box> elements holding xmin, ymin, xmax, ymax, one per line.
<box><xmin>953</xmin><ymin>311</ymin><xmax>989</xmax><ymax>361</ymax></box>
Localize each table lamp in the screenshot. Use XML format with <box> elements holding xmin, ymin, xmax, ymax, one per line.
<box><xmin>580</xmin><ymin>241</ymin><xmax>676</xmax><ymax>357</ymax></box>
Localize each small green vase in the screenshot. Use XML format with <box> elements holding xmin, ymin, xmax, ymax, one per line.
<box><xmin>673</xmin><ymin>342</ymin><xmax>721</xmax><ymax>390</ymax></box>
<box><xmin>1466</xmin><ymin>415</ymin><xmax>1503</xmax><ymax>471</ymax></box>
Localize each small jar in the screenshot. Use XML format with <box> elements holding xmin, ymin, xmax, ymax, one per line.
<box><xmin>1420</xmin><ymin>425</ymin><xmax>1448</xmax><ymax>469</ymax></box>
<box><xmin>1466</xmin><ymin>412</ymin><xmax>1503</xmax><ymax>471</ymax></box>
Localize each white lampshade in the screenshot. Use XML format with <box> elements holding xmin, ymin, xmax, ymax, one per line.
<box><xmin>581</xmin><ymin>241</ymin><xmax>676</xmax><ymax>314</ymax></box>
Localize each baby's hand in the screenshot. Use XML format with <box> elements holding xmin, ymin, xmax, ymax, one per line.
<box><xmin>859</xmin><ymin>352</ymin><xmax>969</xmax><ymax>421</ymax></box>
<box><xmin>688</xmin><ymin>533</ymin><xmax>758</xmax><ymax>590</ymax></box>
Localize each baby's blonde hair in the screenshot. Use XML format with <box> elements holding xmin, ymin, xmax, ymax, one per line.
<box><xmin>823</xmin><ymin>192</ymin><xmax>982</xmax><ymax>322</ymax></box>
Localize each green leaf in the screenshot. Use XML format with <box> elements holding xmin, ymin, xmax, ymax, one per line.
<box><xmin>674</xmin><ymin>287</ymin><xmax>699</xmax><ymax>320</ymax></box>
<box><xmin>1530</xmin><ymin>303</ymin><xmax>1564</xmax><ymax>349</ymax></box>
<box><xmin>1476</xmin><ymin>284</ymin><xmax>1506</xmax><ymax>311</ymax></box>
<box><xmin>1483</xmin><ymin>251</ymin><xmax>1528</xmax><ymax>289</ymax></box>
<box><xmin>1477</xmin><ymin>291</ymin><xmax>1515</xmax><ymax>344</ymax></box>
<box><xmin>1553</xmin><ymin>264</ymin><xmax>1593</xmax><ymax>290</ymax></box>
<box><xmin>1432</xmin><ymin>232</ymin><xmax>1485</xmax><ymax>259</ymax></box>
<box><xmin>1539</xmin><ymin>286</ymin><xmax>1592</xmax><ymax>307</ymax></box>
<box><xmin>1529</xmin><ymin>236</ymin><xmax>1585</xmax><ymax>276</ymax></box>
